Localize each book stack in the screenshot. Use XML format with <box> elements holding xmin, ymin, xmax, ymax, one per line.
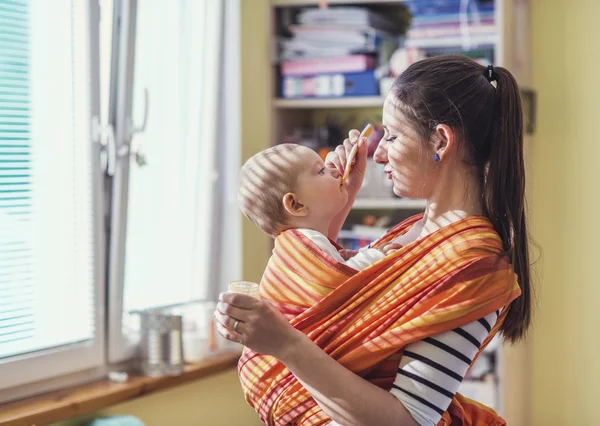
<box><xmin>279</xmin><ymin>7</ymin><xmax>407</xmax><ymax>99</ymax></box>
<box><xmin>404</xmin><ymin>0</ymin><xmax>497</xmax><ymax>56</ymax></box>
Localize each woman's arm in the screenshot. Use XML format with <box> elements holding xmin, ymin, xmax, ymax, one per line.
<box><xmin>279</xmin><ymin>331</ymin><xmax>420</xmax><ymax>426</ymax></box>
<box><xmin>285</xmin><ymin>312</ymin><xmax>500</xmax><ymax>426</ymax></box>
<box><xmin>215</xmin><ymin>293</ymin><xmax>419</xmax><ymax>426</ymax></box>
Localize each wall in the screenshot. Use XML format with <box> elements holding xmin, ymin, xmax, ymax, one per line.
<box><xmin>52</xmin><ymin>370</ymin><xmax>262</xmax><ymax>426</ymax></box>
<box><xmin>529</xmin><ymin>0</ymin><xmax>600</xmax><ymax>424</ymax></box>
<box><xmin>240</xmin><ymin>0</ymin><xmax>272</xmax><ymax>282</ymax></box>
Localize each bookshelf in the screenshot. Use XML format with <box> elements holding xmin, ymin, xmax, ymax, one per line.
<box><xmin>405</xmin><ymin>34</ymin><xmax>498</xmax><ymax>49</ymax></box>
<box><xmin>267</xmin><ymin>1</ymin><xmax>532</xmax><ymax>423</ymax></box>
<box><xmin>273</xmin><ymin>0</ymin><xmax>390</xmax><ymax>5</ymax></box>
<box><xmin>273</xmin><ymin>96</ymin><xmax>385</xmax><ymax>109</ymax></box>
<box><xmin>352</xmin><ymin>197</ymin><xmax>426</xmax><ymax>209</ymax></box>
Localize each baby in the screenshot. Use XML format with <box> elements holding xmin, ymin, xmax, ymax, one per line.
<box><xmin>237</xmin><ymin>143</ymin><xmax>397</xmax><ymax>270</ymax></box>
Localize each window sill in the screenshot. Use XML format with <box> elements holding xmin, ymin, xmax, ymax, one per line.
<box><xmin>0</xmin><ymin>350</ymin><xmax>241</xmax><ymax>426</ymax></box>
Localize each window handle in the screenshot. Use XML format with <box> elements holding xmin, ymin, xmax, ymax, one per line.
<box><xmin>127</xmin><ymin>87</ymin><xmax>149</xmax><ymax>140</ymax></box>
<box><xmin>92</xmin><ymin>117</ymin><xmax>117</xmax><ymax>176</ymax></box>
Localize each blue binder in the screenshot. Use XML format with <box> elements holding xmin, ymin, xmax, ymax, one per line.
<box><xmin>281</xmin><ymin>70</ymin><xmax>379</xmax><ymax>99</ymax></box>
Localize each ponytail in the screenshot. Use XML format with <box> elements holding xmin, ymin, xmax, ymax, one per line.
<box><xmin>485</xmin><ymin>67</ymin><xmax>532</xmax><ymax>343</ymax></box>
<box><xmin>392</xmin><ymin>56</ymin><xmax>533</xmax><ymax>343</ymax></box>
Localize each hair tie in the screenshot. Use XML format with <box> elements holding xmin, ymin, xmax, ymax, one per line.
<box><xmin>486</xmin><ymin>65</ymin><xmax>498</xmax><ymax>83</ymax></box>
<box><xmin>485</xmin><ymin>65</ymin><xmax>498</xmax><ymax>88</ymax></box>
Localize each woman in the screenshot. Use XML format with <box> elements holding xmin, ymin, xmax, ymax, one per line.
<box><xmin>215</xmin><ymin>55</ymin><xmax>532</xmax><ymax>426</ymax></box>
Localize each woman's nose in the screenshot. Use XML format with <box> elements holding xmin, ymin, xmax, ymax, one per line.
<box><xmin>330</xmin><ymin>168</ymin><xmax>341</xmax><ymax>179</ymax></box>
<box><xmin>373</xmin><ymin>140</ymin><xmax>389</xmax><ymax>164</ymax></box>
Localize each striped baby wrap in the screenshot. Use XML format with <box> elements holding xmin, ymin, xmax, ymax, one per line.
<box><xmin>239</xmin><ymin>215</ymin><xmax>520</xmax><ymax>426</ymax></box>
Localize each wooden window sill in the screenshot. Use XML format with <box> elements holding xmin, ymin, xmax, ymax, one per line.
<box><xmin>0</xmin><ymin>351</ymin><xmax>241</xmax><ymax>426</ymax></box>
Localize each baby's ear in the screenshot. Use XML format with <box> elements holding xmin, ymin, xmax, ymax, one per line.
<box><xmin>282</xmin><ymin>193</ymin><xmax>308</xmax><ymax>217</ymax></box>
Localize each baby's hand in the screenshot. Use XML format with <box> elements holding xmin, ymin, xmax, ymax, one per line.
<box><xmin>380</xmin><ymin>243</ymin><xmax>402</xmax><ymax>256</ymax></box>
<box><xmin>338</xmin><ymin>249</ymin><xmax>358</xmax><ymax>261</ymax></box>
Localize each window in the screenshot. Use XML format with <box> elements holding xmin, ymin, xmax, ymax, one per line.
<box><xmin>106</xmin><ymin>0</ymin><xmax>239</xmax><ymax>363</ymax></box>
<box><xmin>122</xmin><ymin>0</ymin><xmax>219</xmax><ymax>331</ymax></box>
<box><xmin>0</xmin><ymin>0</ymin><xmax>104</xmax><ymax>390</ymax></box>
<box><xmin>0</xmin><ymin>0</ymin><xmax>240</xmax><ymax>400</ymax></box>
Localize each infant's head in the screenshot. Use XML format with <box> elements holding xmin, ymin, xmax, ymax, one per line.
<box><xmin>238</xmin><ymin>144</ymin><xmax>347</xmax><ymax>237</ymax></box>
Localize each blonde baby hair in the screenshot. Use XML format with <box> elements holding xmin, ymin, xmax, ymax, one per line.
<box><xmin>238</xmin><ymin>144</ymin><xmax>304</xmax><ymax>236</ymax></box>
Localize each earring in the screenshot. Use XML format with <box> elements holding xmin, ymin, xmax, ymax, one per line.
<box><xmin>433</xmin><ymin>153</ymin><xmax>440</xmax><ymax>162</ymax></box>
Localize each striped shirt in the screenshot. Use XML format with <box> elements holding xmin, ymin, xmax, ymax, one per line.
<box><xmin>390</xmin><ymin>310</ymin><xmax>500</xmax><ymax>425</ymax></box>
<box><xmin>328</xmin><ymin>311</ymin><xmax>500</xmax><ymax>426</ymax></box>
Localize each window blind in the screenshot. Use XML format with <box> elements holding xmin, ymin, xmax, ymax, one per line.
<box><xmin>0</xmin><ymin>0</ymin><xmax>36</xmax><ymax>359</ymax></box>
<box><xmin>0</xmin><ymin>0</ymin><xmax>97</xmax><ymax>360</ymax></box>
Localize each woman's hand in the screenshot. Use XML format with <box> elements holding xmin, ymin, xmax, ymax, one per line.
<box><xmin>214</xmin><ymin>292</ymin><xmax>302</xmax><ymax>358</ymax></box>
<box><xmin>325</xmin><ymin>129</ymin><xmax>368</xmax><ymax>199</ymax></box>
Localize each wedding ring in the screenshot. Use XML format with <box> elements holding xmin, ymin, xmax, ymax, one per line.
<box><xmin>233</xmin><ymin>320</ymin><xmax>240</xmax><ymax>332</ymax></box>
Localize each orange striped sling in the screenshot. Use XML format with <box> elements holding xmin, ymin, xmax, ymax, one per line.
<box><xmin>238</xmin><ymin>215</ymin><xmax>521</xmax><ymax>426</ymax></box>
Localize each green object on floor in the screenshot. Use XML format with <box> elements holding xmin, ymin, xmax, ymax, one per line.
<box><xmin>87</xmin><ymin>416</ymin><xmax>145</xmax><ymax>426</ymax></box>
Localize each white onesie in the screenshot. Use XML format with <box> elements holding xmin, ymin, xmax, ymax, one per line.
<box><xmin>296</xmin><ymin>228</ymin><xmax>385</xmax><ymax>270</ymax></box>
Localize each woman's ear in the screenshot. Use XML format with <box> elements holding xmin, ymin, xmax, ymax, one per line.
<box><xmin>282</xmin><ymin>193</ymin><xmax>308</xmax><ymax>217</ymax></box>
<box><xmin>433</xmin><ymin>124</ymin><xmax>454</xmax><ymax>161</ymax></box>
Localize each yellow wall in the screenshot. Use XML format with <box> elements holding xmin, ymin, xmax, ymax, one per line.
<box><xmin>529</xmin><ymin>0</ymin><xmax>600</xmax><ymax>424</ymax></box>
<box><xmin>52</xmin><ymin>370</ymin><xmax>262</xmax><ymax>426</ymax></box>
<box><xmin>240</xmin><ymin>0</ymin><xmax>272</xmax><ymax>282</ymax></box>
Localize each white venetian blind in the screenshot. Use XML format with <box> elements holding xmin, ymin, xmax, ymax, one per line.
<box><xmin>0</xmin><ymin>0</ymin><xmax>97</xmax><ymax>360</ymax></box>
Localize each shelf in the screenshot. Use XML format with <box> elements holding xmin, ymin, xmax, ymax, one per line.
<box><xmin>352</xmin><ymin>198</ymin><xmax>426</xmax><ymax>210</ymax></box>
<box><xmin>458</xmin><ymin>380</ymin><xmax>498</xmax><ymax>411</ymax></box>
<box><xmin>0</xmin><ymin>351</ymin><xmax>241</xmax><ymax>426</ymax></box>
<box><xmin>338</xmin><ymin>227</ymin><xmax>386</xmax><ymax>240</ymax></box>
<box><xmin>272</xmin><ymin>0</ymin><xmax>400</xmax><ymax>6</ymax></box>
<box><xmin>273</xmin><ymin>96</ymin><xmax>385</xmax><ymax>109</ymax></box>
<box><xmin>405</xmin><ymin>34</ymin><xmax>498</xmax><ymax>49</ymax></box>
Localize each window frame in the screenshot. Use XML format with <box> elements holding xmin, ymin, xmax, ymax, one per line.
<box><xmin>105</xmin><ymin>0</ymin><xmax>140</xmax><ymax>364</ymax></box>
<box><xmin>0</xmin><ymin>0</ymin><xmax>106</xmax><ymax>394</ymax></box>
<box><xmin>0</xmin><ymin>0</ymin><xmax>242</xmax><ymax>404</ymax></box>
<box><xmin>105</xmin><ymin>0</ymin><xmax>243</xmax><ymax>363</ymax></box>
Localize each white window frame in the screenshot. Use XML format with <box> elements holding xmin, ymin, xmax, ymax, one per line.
<box><xmin>0</xmin><ymin>0</ymin><xmax>106</xmax><ymax>394</ymax></box>
<box><xmin>106</xmin><ymin>0</ymin><xmax>140</xmax><ymax>364</ymax></box>
<box><xmin>214</xmin><ymin>0</ymin><xmax>242</xmax><ymax>298</ymax></box>
<box><xmin>0</xmin><ymin>0</ymin><xmax>242</xmax><ymax>403</ymax></box>
<box><xmin>106</xmin><ymin>0</ymin><xmax>242</xmax><ymax>364</ymax></box>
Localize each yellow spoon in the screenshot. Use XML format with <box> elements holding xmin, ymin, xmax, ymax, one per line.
<box><xmin>341</xmin><ymin>124</ymin><xmax>372</xmax><ymax>185</ymax></box>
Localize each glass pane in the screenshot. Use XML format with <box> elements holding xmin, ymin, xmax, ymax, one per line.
<box><xmin>122</xmin><ymin>0</ymin><xmax>210</xmax><ymax>327</ymax></box>
<box><xmin>0</xmin><ymin>0</ymin><xmax>96</xmax><ymax>359</ymax></box>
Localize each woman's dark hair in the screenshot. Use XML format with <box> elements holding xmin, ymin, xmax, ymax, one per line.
<box><xmin>391</xmin><ymin>55</ymin><xmax>531</xmax><ymax>343</ymax></box>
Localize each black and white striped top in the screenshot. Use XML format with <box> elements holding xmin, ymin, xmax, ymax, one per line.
<box><xmin>327</xmin><ymin>312</ymin><xmax>500</xmax><ymax>426</ymax></box>
<box><xmin>389</xmin><ymin>310</ymin><xmax>500</xmax><ymax>425</ymax></box>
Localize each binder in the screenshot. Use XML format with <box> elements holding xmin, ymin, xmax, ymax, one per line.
<box><xmin>281</xmin><ymin>70</ymin><xmax>379</xmax><ymax>99</ymax></box>
<box><xmin>281</xmin><ymin>55</ymin><xmax>376</xmax><ymax>77</ymax></box>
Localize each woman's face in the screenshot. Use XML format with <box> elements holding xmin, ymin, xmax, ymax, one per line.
<box><xmin>373</xmin><ymin>95</ymin><xmax>439</xmax><ymax>199</ymax></box>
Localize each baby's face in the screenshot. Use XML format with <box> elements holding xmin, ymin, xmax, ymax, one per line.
<box><xmin>293</xmin><ymin>146</ymin><xmax>348</xmax><ymax>222</ymax></box>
